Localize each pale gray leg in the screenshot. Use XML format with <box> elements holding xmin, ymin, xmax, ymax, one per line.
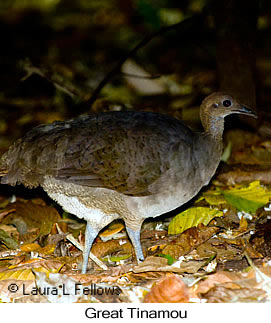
<box><xmin>82</xmin><ymin>222</ymin><xmax>98</xmax><ymax>274</ymax></box>
<box><xmin>126</xmin><ymin>226</ymin><xmax>144</xmax><ymax>263</ymax></box>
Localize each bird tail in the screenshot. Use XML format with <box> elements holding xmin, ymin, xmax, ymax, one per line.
<box><xmin>0</xmin><ymin>150</ymin><xmax>10</xmax><ymax>182</ymax></box>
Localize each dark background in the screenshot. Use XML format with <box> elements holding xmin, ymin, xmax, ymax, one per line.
<box><xmin>0</xmin><ymin>0</ymin><xmax>270</xmax><ymax>152</ymax></box>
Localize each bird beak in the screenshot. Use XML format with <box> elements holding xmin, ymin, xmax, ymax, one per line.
<box><xmin>234</xmin><ymin>105</ymin><xmax>258</xmax><ymax>118</ymax></box>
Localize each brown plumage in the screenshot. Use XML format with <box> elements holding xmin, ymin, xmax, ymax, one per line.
<box><xmin>0</xmin><ymin>92</ymin><xmax>257</xmax><ymax>273</ymax></box>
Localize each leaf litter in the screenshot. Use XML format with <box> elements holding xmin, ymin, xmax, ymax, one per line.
<box><xmin>0</xmin><ymin>176</ymin><xmax>271</xmax><ymax>302</ymax></box>
<box><xmin>1</xmin><ymin>127</ymin><xmax>271</xmax><ymax>304</ymax></box>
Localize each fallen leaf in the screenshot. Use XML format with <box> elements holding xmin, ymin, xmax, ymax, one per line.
<box><xmin>91</xmin><ymin>238</ymin><xmax>132</xmax><ymax>259</ymax></box>
<box><xmin>200</xmin><ymin>190</ymin><xmax>227</xmax><ymax>206</ymax></box>
<box><xmin>203</xmin><ymin>285</ymin><xmax>266</xmax><ymax>302</ymax></box>
<box><xmin>35</xmin><ymin>244</ymin><xmax>56</xmax><ymax>256</ymax></box>
<box><xmin>238</xmin><ymin>215</ymin><xmax>248</xmax><ymax>232</ymax></box>
<box><xmin>99</xmin><ymin>221</ymin><xmax>125</xmax><ymax>238</ymax></box>
<box><xmin>0</xmin><ymin>269</ymin><xmax>35</xmax><ymax>281</ymax></box>
<box><xmin>20</xmin><ymin>243</ymin><xmax>40</xmax><ymax>252</ymax></box>
<box><xmin>144</xmin><ymin>274</ymin><xmax>189</xmax><ymax>303</ymax></box>
<box><xmin>8</xmin><ymin>258</ymin><xmax>64</xmax><ymax>273</ymax></box>
<box><xmin>2</xmin><ymin>199</ymin><xmax>61</xmax><ymax>238</ymax></box>
<box><xmin>162</xmin><ymin>225</ymin><xmax>219</xmax><ymax>259</ymax></box>
<box><xmin>222</xmin><ymin>181</ymin><xmax>270</xmax><ymax>213</ymax></box>
<box><xmin>193</xmin><ymin>271</ymin><xmax>243</xmax><ymax>297</ymax></box>
<box><xmin>0</xmin><ymin>208</ymin><xmax>16</xmax><ymax>222</ymax></box>
<box><xmin>171</xmin><ymin>259</ymin><xmax>207</xmax><ymax>274</ymax></box>
<box><xmin>168</xmin><ymin>207</ymin><xmax>223</xmax><ymax>235</ymax></box>
<box><xmin>125</xmin><ymin>271</ymin><xmax>167</xmax><ymax>284</ymax></box>
<box><xmin>19</xmin><ymin>228</ymin><xmax>40</xmax><ymax>244</ymax></box>
<box><xmin>102</xmin><ymin>254</ymin><xmax>131</xmax><ymax>262</ymax></box>
<box><xmin>133</xmin><ymin>256</ymin><xmax>206</xmax><ymax>274</ymax></box>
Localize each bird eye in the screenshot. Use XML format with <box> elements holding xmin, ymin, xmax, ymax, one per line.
<box><xmin>223</xmin><ymin>100</ymin><xmax>232</xmax><ymax>107</ymax></box>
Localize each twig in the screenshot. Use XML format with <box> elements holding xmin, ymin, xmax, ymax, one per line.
<box><xmin>55</xmin><ymin>223</ymin><xmax>107</xmax><ymax>270</ymax></box>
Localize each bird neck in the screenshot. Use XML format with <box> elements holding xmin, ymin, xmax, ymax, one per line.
<box><xmin>201</xmin><ymin>113</ymin><xmax>225</xmax><ymax>142</ymax></box>
<box><xmin>197</xmin><ymin>112</ymin><xmax>225</xmax><ymax>171</ymax></box>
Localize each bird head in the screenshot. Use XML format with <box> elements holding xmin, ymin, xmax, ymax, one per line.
<box><xmin>200</xmin><ymin>92</ymin><xmax>257</xmax><ymax>120</ymax></box>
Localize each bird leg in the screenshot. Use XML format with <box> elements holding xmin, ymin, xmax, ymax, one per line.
<box><xmin>126</xmin><ymin>226</ymin><xmax>144</xmax><ymax>263</ymax></box>
<box><xmin>82</xmin><ymin>222</ymin><xmax>99</xmax><ymax>274</ymax></box>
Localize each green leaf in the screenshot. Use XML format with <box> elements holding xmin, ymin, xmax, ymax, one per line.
<box><xmin>168</xmin><ymin>207</ymin><xmax>223</xmax><ymax>235</ymax></box>
<box><xmin>158</xmin><ymin>253</ymin><xmax>176</xmax><ymax>265</ymax></box>
<box><xmin>102</xmin><ymin>254</ymin><xmax>131</xmax><ymax>262</ymax></box>
<box><xmin>222</xmin><ymin>181</ymin><xmax>270</xmax><ymax>213</ymax></box>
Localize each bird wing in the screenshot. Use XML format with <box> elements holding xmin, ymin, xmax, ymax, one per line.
<box><xmin>0</xmin><ymin>111</ymin><xmax>194</xmax><ymax>196</ymax></box>
<box><xmin>57</xmin><ymin>130</ymin><xmax>171</xmax><ymax>195</ymax></box>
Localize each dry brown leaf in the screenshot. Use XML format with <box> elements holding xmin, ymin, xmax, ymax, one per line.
<box><xmin>2</xmin><ymin>199</ymin><xmax>61</xmax><ymax>238</ymax></box>
<box><xmin>243</xmin><ymin>242</ymin><xmax>263</xmax><ymax>259</ymax></box>
<box><xmin>19</xmin><ymin>228</ymin><xmax>40</xmax><ymax>244</ymax></box>
<box><xmin>125</xmin><ymin>271</ymin><xmax>167</xmax><ymax>283</ymax></box>
<box><xmin>162</xmin><ymin>225</ymin><xmax>219</xmax><ymax>259</ymax></box>
<box><xmin>239</xmin><ymin>215</ymin><xmax>248</xmax><ymax>232</ymax></box>
<box><xmin>0</xmin><ymin>208</ymin><xmax>16</xmax><ymax>222</ymax></box>
<box><xmin>203</xmin><ymin>285</ymin><xmax>266</xmax><ymax>302</ymax></box>
<box><xmin>144</xmin><ymin>274</ymin><xmax>189</xmax><ymax>303</ymax></box>
<box><xmin>175</xmin><ymin>260</ymin><xmax>207</xmax><ymax>274</ymax></box>
<box><xmin>66</xmin><ymin>264</ymin><xmax>134</xmax><ymax>284</ymax></box>
<box><xmin>133</xmin><ymin>256</ymin><xmax>206</xmax><ymax>274</ymax></box>
<box><xmin>192</xmin><ymin>271</ymin><xmax>244</xmax><ymax>297</ymax></box>
<box><xmin>195</xmin><ymin>239</ymin><xmax>243</xmax><ymax>262</ymax></box>
<box><xmin>133</xmin><ymin>256</ymin><xmax>169</xmax><ymax>272</ymax></box>
<box><xmin>9</xmin><ymin>258</ymin><xmax>64</xmax><ymax>273</ymax></box>
<box><xmin>91</xmin><ymin>238</ymin><xmax>132</xmax><ymax>258</ymax></box>
<box><xmin>193</xmin><ymin>264</ymin><xmax>271</xmax><ymax>302</ymax></box>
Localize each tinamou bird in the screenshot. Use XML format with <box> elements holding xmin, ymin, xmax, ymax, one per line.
<box><xmin>0</xmin><ymin>92</ymin><xmax>257</xmax><ymax>273</ymax></box>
